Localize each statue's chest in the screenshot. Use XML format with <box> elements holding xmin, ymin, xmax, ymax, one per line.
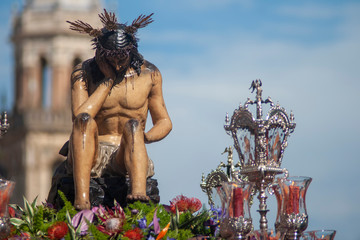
<box><xmin>103</xmin><ymin>78</ymin><xmax>152</xmax><ymax>110</ymax></box>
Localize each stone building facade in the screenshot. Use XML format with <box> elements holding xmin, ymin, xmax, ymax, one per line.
<box><xmin>0</xmin><ymin>0</ymin><xmax>102</xmax><ymax>204</ymax></box>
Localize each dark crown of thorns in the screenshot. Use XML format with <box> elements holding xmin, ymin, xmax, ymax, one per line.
<box><xmin>67</xmin><ymin>9</ymin><xmax>153</xmax><ymax>57</ymax></box>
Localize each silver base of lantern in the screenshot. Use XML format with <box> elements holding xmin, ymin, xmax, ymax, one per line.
<box><xmin>220</xmin><ymin>217</ymin><xmax>253</xmax><ymax>240</ymax></box>
<box><xmin>280</xmin><ymin>213</ymin><xmax>308</xmax><ymax>240</ymax></box>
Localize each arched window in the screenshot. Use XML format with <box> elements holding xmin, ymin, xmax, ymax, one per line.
<box><xmin>41</xmin><ymin>57</ymin><xmax>52</xmax><ymax>108</ymax></box>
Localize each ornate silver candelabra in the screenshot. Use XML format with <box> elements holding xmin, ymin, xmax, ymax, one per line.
<box><xmin>223</xmin><ymin>80</ymin><xmax>296</xmax><ymax>232</ymax></box>
<box><xmin>0</xmin><ymin>112</ymin><xmax>9</xmax><ymax>137</ymax></box>
<box><xmin>201</xmin><ymin>80</ymin><xmax>335</xmax><ymax>240</ymax></box>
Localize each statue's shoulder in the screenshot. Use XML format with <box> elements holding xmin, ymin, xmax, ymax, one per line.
<box><xmin>142</xmin><ymin>60</ymin><xmax>160</xmax><ymax>74</ymax></box>
<box><xmin>71</xmin><ymin>58</ymin><xmax>92</xmax><ymax>85</ymax></box>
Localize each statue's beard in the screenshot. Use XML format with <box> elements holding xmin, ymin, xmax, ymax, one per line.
<box><xmin>95</xmin><ymin>44</ymin><xmax>144</xmax><ymax>78</ymax></box>
<box><xmin>113</xmin><ymin>61</ymin><xmax>130</xmax><ymax>76</ymax></box>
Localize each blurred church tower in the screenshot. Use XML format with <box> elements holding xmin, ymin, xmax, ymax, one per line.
<box><xmin>0</xmin><ymin>0</ymin><xmax>102</xmax><ymax>204</ymax></box>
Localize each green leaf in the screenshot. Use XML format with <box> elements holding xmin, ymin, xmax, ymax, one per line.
<box><xmin>75</xmin><ymin>222</ymin><xmax>82</xmax><ymax>236</ymax></box>
<box><xmin>175</xmin><ymin>206</ymin><xmax>180</xmax><ymax>225</ymax></box>
<box><xmin>67</xmin><ymin>223</ymin><xmax>76</xmax><ymax>240</ymax></box>
<box><xmin>10</xmin><ymin>217</ymin><xmax>25</xmax><ymax>226</ymax></box>
<box><xmin>66</xmin><ymin>210</ymin><xmax>72</xmax><ymax>224</ymax></box>
<box><xmin>9</xmin><ymin>203</ymin><xmax>23</xmax><ymax>213</ymax></box>
<box><xmin>31</xmin><ymin>196</ymin><xmax>39</xmax><ymax>209</ymax></box>
<box><xmin>23</xmin><ymin>197</ymin><xmax>34</xmax><ymax>218</ymax></box>
<box><xmin>24</xmin><ymin>217</ymin><xmax>31</xmax><ymax>226</ymax></box>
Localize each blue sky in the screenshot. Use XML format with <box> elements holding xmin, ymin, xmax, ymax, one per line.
<box><xmin>1</xmin><ymin>0</ymin><xmax>360</xmax><ymax>239</ymax></box>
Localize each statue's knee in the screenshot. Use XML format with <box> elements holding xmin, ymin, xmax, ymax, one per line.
<box><xmin>73</xmin><ymin>113</ymin><xmax>96</xmax><ymax>132</ymax></box>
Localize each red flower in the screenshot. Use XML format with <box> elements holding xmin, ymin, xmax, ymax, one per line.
<box><xmin>124</xmin><ymin>228</ymin><xmax>144</xmax><ymax>240</ymax></box>
<box><xmin>187</xmin><ymin>197</ymin><xmax>202</xmax><ymax>213</ymax></box>
<box><xmin>8</xmin><ymin>206</ymin><xmax>15</xmax><ymax>217</ymax></box>
<box><xmin>47</xmin><ymin>221</ymin><xmax>68</xmax><ymax>239</ymax></box>
<box><xmin>169</xmin><ymin>195</ymin><xmax>202</xmax><ymax>214</ymax></box>
<box><xmin>170</xmin><ymin>195</ymin><xmax>188</xmax><ymax>213</ymax></box>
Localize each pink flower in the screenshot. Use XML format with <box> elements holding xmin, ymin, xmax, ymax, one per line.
<box><xmin>95</xmin><ymin>201</ymin><xmax>126</xmax><ymax>236</ymax></box>
<box><xmin>72</xmin><ymin>209</ymin><xmax>95</xmax><ymax>235</ymax></box>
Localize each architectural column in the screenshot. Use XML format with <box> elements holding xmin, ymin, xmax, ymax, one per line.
<box><xmin>51</xmin><ymin>64</ymin><xmax>72</xmax><ymax>110</ymax></box>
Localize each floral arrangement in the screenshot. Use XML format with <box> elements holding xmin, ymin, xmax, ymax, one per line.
<box><xmin>7</xmin><ymin>191</ymin><xmax>221</xmax><ymax>240</ymax></box>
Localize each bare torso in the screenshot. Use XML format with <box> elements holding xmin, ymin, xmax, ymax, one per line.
<box><xmin>84</xmin><ymin>60</ymin><xmax>158</xmax><ymax>145</ymax></box>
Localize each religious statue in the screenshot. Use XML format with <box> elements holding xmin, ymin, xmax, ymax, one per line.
<box><xmin>48</xmin><ymin>10</ymin><xmax>172</xmax><ymax>210</ymax></box>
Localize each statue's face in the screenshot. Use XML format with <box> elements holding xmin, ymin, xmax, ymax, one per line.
<box><xmin>106</xmin><ymin>54</ymin><xmax>131</xmax><ymax>73</ymax></box>
<box><xmin>96</xmin><ymin>24</ymin><xmax>134</xmax><ymax>74</ymax></box>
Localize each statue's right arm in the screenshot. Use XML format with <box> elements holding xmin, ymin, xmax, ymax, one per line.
<box><xmin>71</xmin><ymin>63</ymin><xmax>114</xmax><ymax>119</ymax></box>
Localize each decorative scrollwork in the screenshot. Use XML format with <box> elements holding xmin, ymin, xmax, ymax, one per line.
<box><xmin>200</xmin><ymin>169</ymin><xmax>229</xmax><ymax>206</ymax></box>
<box><xmin>224</xmin><ymin>81</ymin><xmax>295</xmax><ymax>171</ymax></box>
<box><xmin>201</xmin><ymin>146</ymin><xmax>243</xmax><ymax>206</ymax></box>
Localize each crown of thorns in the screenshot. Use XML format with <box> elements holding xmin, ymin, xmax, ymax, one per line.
<box><xmin>67</xmin><ymin>9</ymin><xmax>153</xmax><ymax>57</ymax></box>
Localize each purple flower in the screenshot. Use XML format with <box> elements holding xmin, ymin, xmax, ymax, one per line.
<box><xmin>204</xmin><ymin>218</ymin><xmax>220</xmax><ymax>236</ymax></box>
<box><xmin>91</xmin><ymin>206</ymin><xmax>99</xmax><ymax>213</ymax></box>
<box><xmin>162</xmin><ymin>204</ymin><xmax>172</xmax><ymax>213</ymax></box>
<box><xmin>138</xmin><ymin>217</ymin><xmax>147</xmax><ymax>229</ymax></box>
<box><xmin>153</xmin><ymin>207</ymin><xmax>160</xmax><ymax>234</ymax></box>
<box><xmin>42</xmin><ymin>201</ymin><xmax>55</xmax><ymax>209</ymax></box>
<box><xmin>131</xmin><ymin>209</ymin><xmax>139</xmax><ymax>215</ymax></box>
<box><xmin>210</xmin><ymin>205</ymin><xmax>222</xmax><ymax>218</ymax></box>
<box><xmin>72</xmin><ymin>209</ymin><xmax>95</xmax><ymax>235</ymax></box>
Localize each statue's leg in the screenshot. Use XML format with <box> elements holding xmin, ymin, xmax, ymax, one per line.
<box><xmin>71</xmin><ymin>113</ymin><xmax>98</xmax><ymax>210</ymax></box>
<box><xmin>116</xmin><ymin>119</ymin><xmax>149</xmax><ymax>202</ymax></box>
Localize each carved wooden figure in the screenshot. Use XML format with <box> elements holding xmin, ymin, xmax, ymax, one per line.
<box><xmin>53</xmin><ymin>10</ymin><xmax>172</xmax><ymax>210</ymax></box>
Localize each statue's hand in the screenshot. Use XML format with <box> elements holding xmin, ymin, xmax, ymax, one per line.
<box><xmin>96</xmin><ymin>54</ymin><xmax>116</xmax><ymax>83</ymax></box>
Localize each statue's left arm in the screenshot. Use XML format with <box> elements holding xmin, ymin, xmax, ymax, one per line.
<box><xmin>144</xmin><ymin>67</ymin><xmax>172</xmax><ymax>143</ymax></box>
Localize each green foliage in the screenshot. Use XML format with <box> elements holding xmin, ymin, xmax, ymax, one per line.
<box><xmin>87</xmin><ymin>222</ymin><xmax>109</xmax><ymax>240</ymax></box>
<box><xmin>10</xmin><ymin>196</ymin><xmax>53</xmax><ymax>237</ymax></box>
<box><xmin>123</xmin><ymin>201</ymin><xmax>214</xmax><ymax>239</ymax></box>
<box><xmin>166</xmin><ymin>228</ymin><xmax>194</xmax><ymax>240</ymax></box>
<box><xmin>156</xmin><ymin>205</ymin><xmax>173</xmax><ymax>228</ymax></box>
<box><xmin>179</xmin><ymin>209</ymin><xmax>212</xmax><ymax>236</ymax></box>
<box><xmin>9</xmin><ymin>195</ymin><xmax>215</xmax><ymax>239</ymax></box>
<box><xmin>57</xmin><ymin>190</ymin><xmax>78</xmax><ymax>221</ymax></box>
<box><xmin>9</xmin><ymin>191</ymin><xmax>78</xmax><ymax>238</ymax></box>
<box><xmin>125</xmin><ymin>201</ymin><xmax>172</xmax><ymax>229</ymax></box>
